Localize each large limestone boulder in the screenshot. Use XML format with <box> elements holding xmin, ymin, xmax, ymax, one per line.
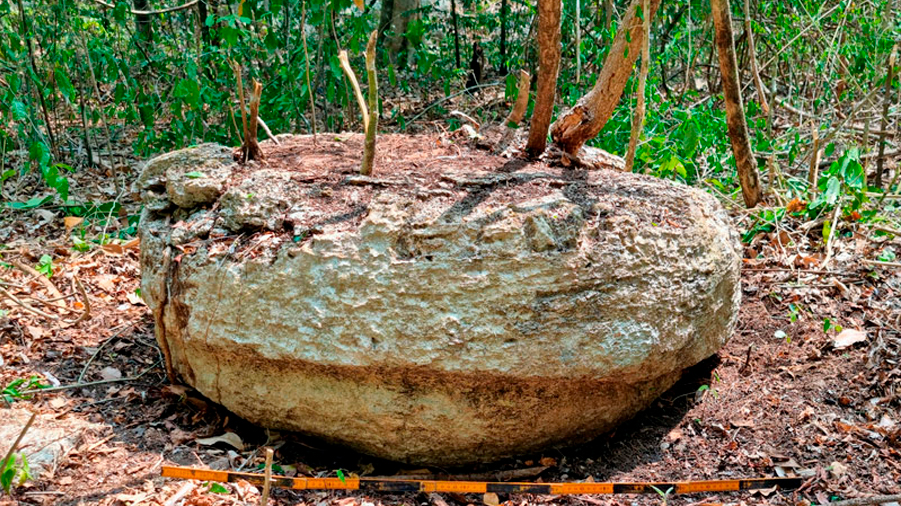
<box><xmin>137</xmin><ymin>134</ymin><xmax>741</xmax><ymax>465</ymax></box>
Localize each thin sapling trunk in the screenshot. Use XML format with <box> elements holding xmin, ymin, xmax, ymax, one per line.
<box><xmin>875</xmin><ymin>43</ymin><xmax>897</xmax><ymax>189</ymax></box>
<box><xmin>624</xmin><ymin>0</ymin><xmax>650</xmax><ymax>172</ymax></box>
<box><xmin>451</xmin><ymin>0</ymin><xmax>461</xmax><ymax>68</ymax></box>
<box><xmin>338</xmin><ymin>50</ymin><xmax>370</xmax><ymax>132</ymax></box>
<box><xmin>711</xmin><ymin>0</ymin><xmax>762</xmax><ymax>207</ymax></box>
<box><xmin>525</xmin><ymin>0</ymin><xmax>562</xmax><ymax>158</ymax></box>
<box><xmin>496</xmin><ymin>70</ymin><xmax>531</xmax><ymax>151</ymax></box>
<box><xmin>549</xmin><ymin>0</ymin><xmax>662</xmax><ymax>155</ymax></box>
<box><xmin>741</xmin><ymin>0</ymin><xmax>769</xmax><ymax>114</ymax></box>
<box><xmin>231</xmin><ymin>61</ymin><xmax>264</xmax><ymax>162</ymax></box>
<box><xmin>362</xmin><ymin>31</ymin><xmax>379</xmax><ymax>176</ymax></box>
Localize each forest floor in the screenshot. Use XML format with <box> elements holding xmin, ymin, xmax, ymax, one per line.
<box><xmin>0</xmin><ymin>132</ymin><xmax>900</xmax><ymax>506</ymax></box>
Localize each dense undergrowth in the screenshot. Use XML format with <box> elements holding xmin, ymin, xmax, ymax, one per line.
<box><xmin>0</xmin><ymin>0</ymin><xmax>899</xmax><ymax>245</ymax></box>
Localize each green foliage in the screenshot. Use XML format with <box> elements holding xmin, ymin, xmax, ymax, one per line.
<box><xmin>742</xmin><ymin>208</ymin><xmax>786</xmax><ymax>244</ymax></box>
<box><xmin>878</xmin><ymin>247</ymin><xmax>896</xmax><ymax>262</ymax></box>
<box><xmin>206</xmin><ymin>482</ymin><xmax>230</xmax><ymax>494</ymax></box>
<box><xmin>649</xmin><ymin>485</ymin><xmax>674</xmax><ymax>505</ymax></box>
<box><xmin>35</xmin><ymin>254</ymin><xmax>53</xmax><ymax>278</ymax></box>
<box><xmin>0</xmin><ymin>0</ymin><xmax>896</xmax><ymax>216</ymax></box>
<box><xmin>2</xmin><ymin>376</ymin><xmax>48</xmax><ymax>404</ymax></box>
<box><xmin>823</xmin><ymin>318</ymin><xmax>844</xmax><ymax>334</ymax></box>
<box><xmin>1</xmin><ymin>454</ymin><xmax>31</xmax><ymax>494</ymax></box>
<box><xmin>788</xmin><ymin>303</ymin><xmax>801</xmax><ymax>324</ymax></box>
<box><xmin>809</xmin><ymin>148</ymin><xmax>867</xmax><ymax>215</ymax></box>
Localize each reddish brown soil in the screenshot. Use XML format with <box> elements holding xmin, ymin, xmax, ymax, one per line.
<box><xmin>215</xmin><ymin>133</ymin><xmax>653</xmax><ymax>238</ymax></box>
<box><xmin>1</xmin><ymin>134</ymin><xmax>899</xmax><ymax>506</ymax></box>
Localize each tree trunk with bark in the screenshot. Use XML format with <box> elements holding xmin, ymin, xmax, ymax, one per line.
<box><xmin>549</xmin><ymin>0</ymin><xmax>661</xmax><ymax>155</ymax></box>
<box><xmin>134</xmin><ymin>0</ymin><xmax>153</xmax><ymax>48</ymax></box>
<box><xmin>379</xmin><ymin>0</ymin><xmax>394</xmax><ymax>37</ymax></box>
<box><xmin>711</xmin><ymin>0</ymin><xmax>761</xmax><ymax>207</ymax></box>
<box><xmin>451</xmin><ymin>0</ymin><xmax>460</xmax><ymax>68</ymax></box>
<box><xmin>500</xmin><ymin>0</ymin><xmax>508</xmax><ymax>75</ymax></box>
<box><xmin>385</xmin><ymin>0</ymin><xmax>420</xmax><ymax>63</ymax></box>
<box><xmin>525</xmin><ymin>0</ymin><xmax>562</xmax><ymax>157</ymax></box>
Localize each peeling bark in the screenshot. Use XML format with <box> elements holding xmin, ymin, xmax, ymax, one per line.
<box><xmin>549</xmin><ymin>0</ymin><xmax>662</xmax><ymax>155</ymax></box>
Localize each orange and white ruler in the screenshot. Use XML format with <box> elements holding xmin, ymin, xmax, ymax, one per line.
<box><xmin>162</xmin><ymin>466</ymin><xmax>801</xmax><ymax>495</ymax></box>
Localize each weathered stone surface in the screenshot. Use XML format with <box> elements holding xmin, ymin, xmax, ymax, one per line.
<box><xmin>0</xmin><ymin>408</ymin><xmax>103</xmax><ymax>483</ymax></box>
<box><xmin>137</xmin><ymin>135</ymin><xmax>741</xmax><ymax>465</ymax></box>
<box><xmin>132</xmin><ymin>143</ymin><xmax>234</xmax><ymax>210</ymax></box>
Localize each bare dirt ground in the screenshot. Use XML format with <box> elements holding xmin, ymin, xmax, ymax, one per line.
<box><xmin>1</xmin><ymin>135</ymin><xmax>899</xmax><ymax>506</ymax></box>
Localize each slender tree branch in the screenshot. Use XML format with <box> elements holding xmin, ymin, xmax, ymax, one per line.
<box><xmin>90</xmin><ymin>0</ymin><xmax>199</xmax><ymax>15</ymax></box>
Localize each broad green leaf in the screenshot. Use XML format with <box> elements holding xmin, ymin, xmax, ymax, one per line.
<box><xmin>209</xmin><ymin>483</ymin><xmax>230</xmax><ymax>494</ymax></box>
<box><xmin>841</xmin><ymin>157</ymin><xmax>864</xmax><ymax>189</ymax></box>
<box><xmin>55</xmin><ymin>69</ymin><xmax>75</xmax><ymax>102</ymax></box>
<box><xmin>11</xmin><ymin>100</ymin><xmax>27</xmax><ymax>121</ymax></box>
<box><xmin>174</xmin><ymin>79</ymin><xmax>200</xmax><ymax>108</ymax></box>
<box><xmin>28</xmin><ymin>141</ymin><xmax>50</xmax><ymax>167</ymax></box>
<box><xmin>824</xmin><ymin>176</ymin><xmax>841</xmax><ymax>205</ymax></box>
<box><xmin>680</xmin><ymin>119</ymin><xmax>700</xmax><ymax>157</ymax></box>
<box><xmin>5</xmin><ymin>195</ymin><xmax>53</xmax><ymax>209</ymax></box>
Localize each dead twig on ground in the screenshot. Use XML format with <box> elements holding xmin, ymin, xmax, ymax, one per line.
<box><xmin>163</xmin><ymin>482</ymin><xmax>196</xmax><ymax>506</ymax></box>
<box><xmin>77</xmin><ymin>323</ymin><xmax>137</xmax><ymax>383</ymax></box>
<box><xmin>0</xmin><ymin>286</ymin><xmax>61</xmax><ymax>320</ymax></box>
<box><xmin>818</xmin><ymin>494</ymin><xmax>901</xmax><ymax>506</ymax></box>
<box><xmin>68</xmin><ymin>277</ymin><xmax>91</xmax><ymax>325</ymax></box>
<box><xmin>450</xmin><ymin>110</ymin><xmax>480</xmax><ymax>130</ymax></box>
<box><xmin>257</xmin><ymin>117</ymin><xmax>280</xmax><ymax>145</ymax></box>
<box><xmin>11</xmin><ymin>260</ymin><xmax>65</xmax><ymax>301</ymax></box>
<box><xmin>861</xmin><ymin>259</ymin><xmax>901</xmax><ymax>268</ymax></box>
<box><xmin>20</xmin><ymin>359</ymin><xmax>161</xmax><ymax>395</ymax></box>
<box><xmin>871</xmin><ymin>225</ymin><xmax>901</xmax><ymax>236</ymax></box>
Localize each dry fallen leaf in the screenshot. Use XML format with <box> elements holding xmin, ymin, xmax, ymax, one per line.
<box><xmin>170</xmin><ymin>427</ymin><xmax>195</xmax><ymax>446</ymax></box>
<box><xmin>161</xmin><ymin>384</ymin><xmax>190</xmax><ymax>399</ymax></box>
<box><xmin>34</xmin><ymin>209</ymin><xmax>56</xmax><ymax>223</ymax></box>
<box><xmin>100</xmin><ymin>366</ymin><xmax>123</xmax><ymax>380</ymax></box>
<box><xmin>102</xmin><ymin>243</ymin><xmax>125</xmax><ymax>255</ymax></box>
<box><xmin>64</xmin><ymin>216</ymin><xmax>84</xmax><ymax>232</ymax></box>
<box><xmin>126</xmin><ymin>291</ymin><xmax>145</xmax><ymax>306</ymax></box>
<box><xmin>786</xmin><ymin>198</ymin><xmax>807</xmax><ymax>214</ymax></box>
<box><xmin>96</xmin><ymin>274</ymin><xmax>118</xmax><ymax>292</ymax></box>
<box><xmin>666</xmin><ymin>428</ymin><xmax>683</xmax><ymax>442</ymax></box>
<box><xmin>483</xmin><ymin>492</ymin><xmax>500</xmax><ymax>506</ymax></box>
<box><xmin>799</xmin><ymin>406</ymin><xmax>816</xmax><ymax>421</ymax></box>
<box><xmin>539</xmin><ymin>457</ymin><xmax>557</xmax><ymax>467</ymax></box>
<box><xmin>830</xmin><ymin>461</ymin><xmax>848</xmax><ymax>478</ymax></box>
<box><xmin>114</xmin><ymin>492</ymin><xmax>148</xmax><ymax>505</ymax></box>
<box><xmin>833</xmin><ymin>329</ymin><xmax>867</xmax><ymax>349</ymax></box>
<box><xmin>196</xmin><ymin>432</ymin><xmax>245</xmax><ymax>451</ymax></box>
